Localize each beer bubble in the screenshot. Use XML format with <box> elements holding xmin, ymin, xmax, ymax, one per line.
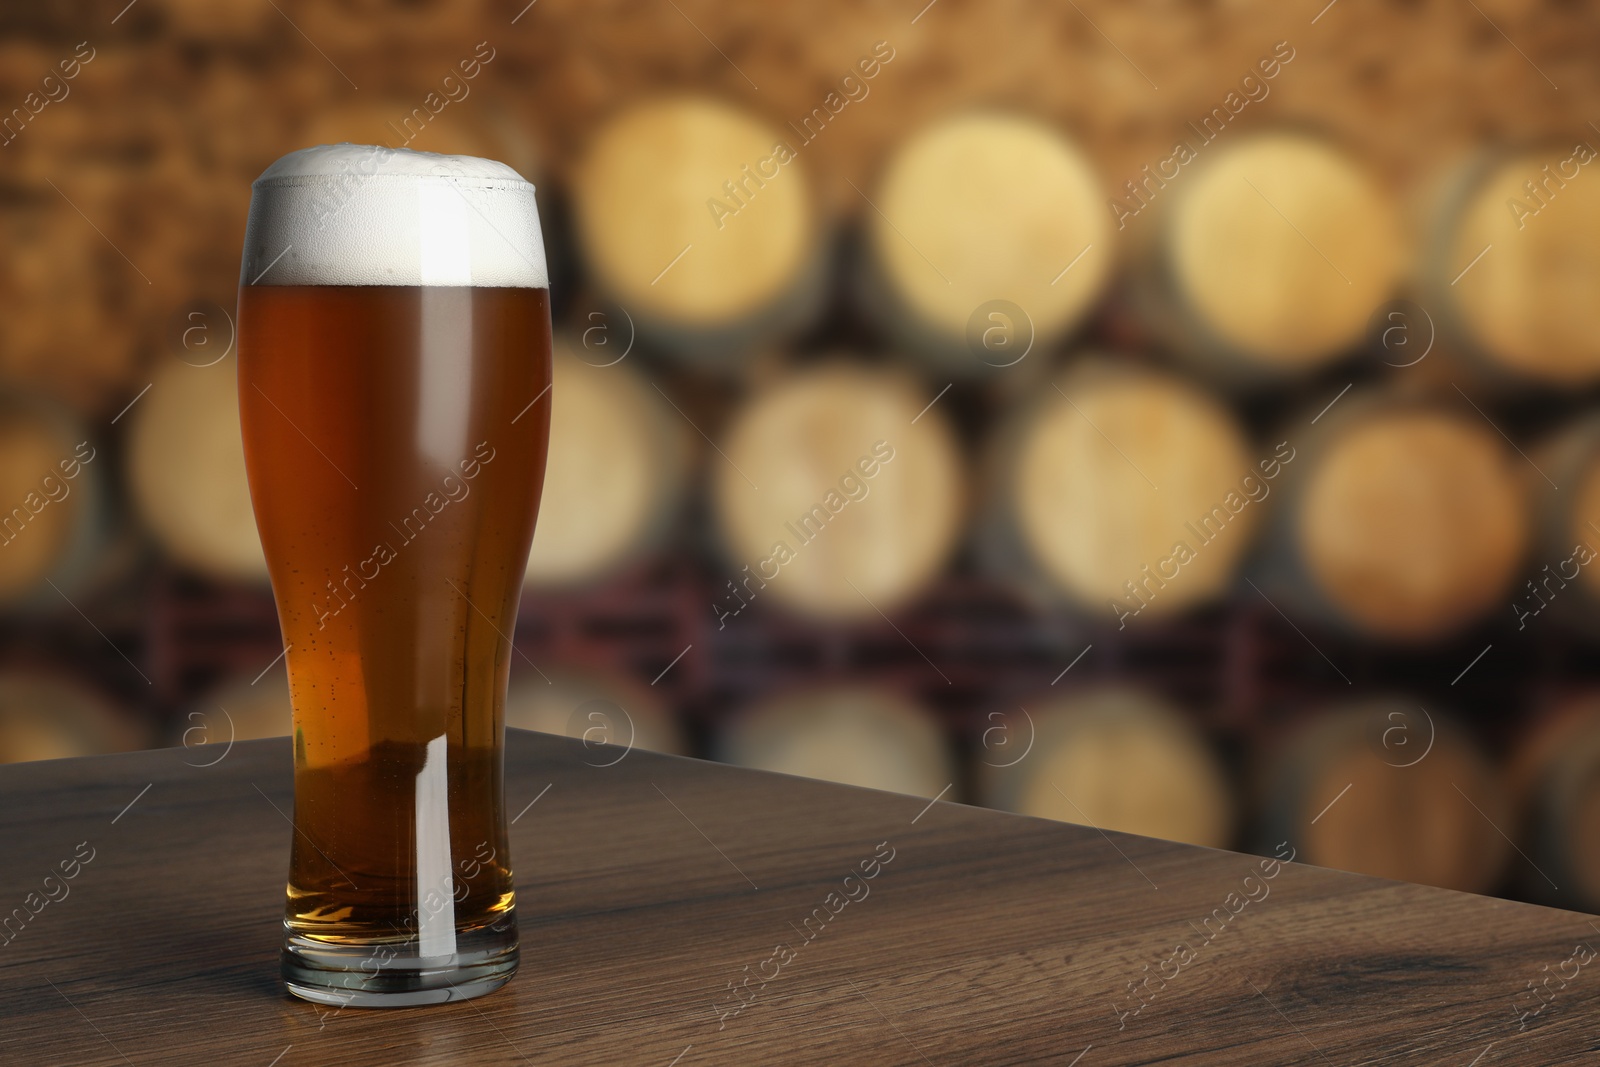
<box><xmin>242</xmin><ymin>144</ymin><xmax>548</xmax><ymax>289</ymax></box>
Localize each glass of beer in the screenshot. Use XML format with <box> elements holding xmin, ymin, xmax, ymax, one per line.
<box><xmin>237</xmin><ymin>145</ymin><xmax>551</xmax><ymax>1005</ymax></box>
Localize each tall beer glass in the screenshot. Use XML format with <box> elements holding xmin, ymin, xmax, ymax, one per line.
<box><xmin>237</xmin><ymin>145</ymin><xmax>551</xmax><ymax>1005</ymax></box>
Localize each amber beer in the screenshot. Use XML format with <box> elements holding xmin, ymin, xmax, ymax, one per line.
<box><xmin>237</xmin><ymin>146</ymin><xmax>551</xmax><ymax>1005</ymax></box>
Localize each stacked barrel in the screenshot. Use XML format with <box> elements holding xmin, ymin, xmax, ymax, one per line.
<box><xmin>4</xmin><ymin>25</ymin><xmax>1600</xmax><ymax>915</ymax></box>
<box><xmin>541</xmin><ymin>101</ymin><xmax>1600</xmax><ymax>906</ymax></box>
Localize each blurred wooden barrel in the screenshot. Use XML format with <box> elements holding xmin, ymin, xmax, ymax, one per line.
<box><xmin>572</xmin><ymin>96</ymin><xmax>823</xmax><ymax>365</ymax></box>
<box><xmin>863</xmin><ymin>112</ymin><xmax>1111</xmax><ymax>375</ymax></box>
<box><xmin>1505</xmin><ymin>697</ymin><xmax>1600</xmax><ymax>911</ymax></box>
<box><xmin>711</xmin><ymin>364</ymin><xmax>964</xmax><ymax>620</ymax></box>
<box><xmin>505</xmin><ymin>667</ymin><xmax>686</xmax><ymax>757</ymax></box>
<box><xmin>1524</xmin><ymin>414</ymin><xmax>1600</xmax><ymax>632</ymax></box>
<box><xmin>716</xmin><ymin>686</ymin><xmax>952</xmax><ymax>799</ymax></box>
<box><xmin>0</xmin><ymin>393</ymin><xmax>111</xmax><ymax>609</ymax></box>
<box><xmin>1142</xmin><ymin>131</ymin><xmax>1403</xmax><ymax>382</ymax></box>
<box><xmin>127</xmin><ymin>353</ymin><xmax>268</xmax><ymax>584</ymax></box>
<box><xmin>1257</xmin><ymin>702</ymin><xmax>1509</xmax><ymax>894</ymax></box>
<box><xmin>523</xmin><ymin>341</ymin><xmax>689</xmax><ymax>588</ymax></box>
<box><xmin>0</xmin><ymin>672</ymin><xmax>147</xmax><ymax>764</ymax></box>
<box><xmin>976</xmin><ymin>687</ymin><xmax>1233</xmax><ymax>848</ymax></box>
<box><xmin>1426</xmin><ymin>143</ymin><xmax>1600</xmax><ymax>385</ymax></box>
<box><xmin>983</xmin><ymin>362</ymin><xmax>1258</xmax><ymax>620</ymax></box>
<box><xmin>183</xmin><ymin>667</ymin><xmax>293</xmax><ymax>745</ymax></box>
<box><xmin>1263</xmin><ymin>394</ymin><xmax>1527</xmax><ymax>642</ymax></box>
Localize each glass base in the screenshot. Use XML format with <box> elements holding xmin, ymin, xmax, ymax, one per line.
<box><xmin>282</xmin><ymin>916</ymin><xmax>518</xmax><ymax>1007</ymax></box>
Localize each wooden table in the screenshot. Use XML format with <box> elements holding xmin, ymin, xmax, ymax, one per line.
<box><xmin>2</xmin><ymin>730</ymin><xmax>1597</xmax><ymax>1065</ymax></box>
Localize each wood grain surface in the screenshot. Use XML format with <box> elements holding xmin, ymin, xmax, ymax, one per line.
<box><xmin>2</xmin><ymin>730</ymin><xmax>1598</xmax><ymax>1065</ymax></box>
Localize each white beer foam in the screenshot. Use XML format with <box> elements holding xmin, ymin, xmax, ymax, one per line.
<box><xmin>241</xmin><ymin>144</ymin><xmax>548</xmax><ymax>288</ymax></box>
